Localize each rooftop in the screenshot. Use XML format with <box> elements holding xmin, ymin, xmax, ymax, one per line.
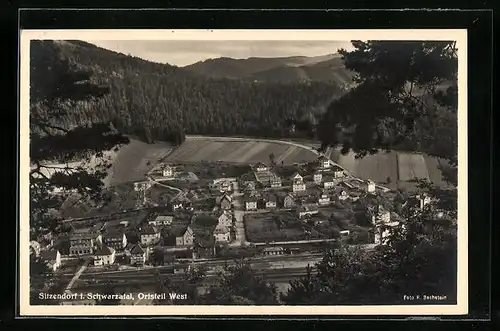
<box><xmin>130</xmin><ymin>244</ymin><xmax>145</xmax><ymax>255</ymax></box>
<box><xmin>142</xmin><ymin>225</ymin><xmax>158</xmax><ymax>235</ymax></box>
<box><xmin>214</xmin><ymin>225</ymin><xmax>230</xmax><ymax>234</ymax></box>
<box><xmin>264</xmin><ymin>194</ymin><xmax>278</xmax><ymax>202</ymax></box>
<box><xmin>94</xmin><ymin>246</ymin><xmax>115</xmax><ymax>256</ymax></box>
<box><xmin>104</xmin><ymin>231</ymin><xmax>124</xmax><ymax>240</ymax></box>
<box><xmin>263</xmin><ymin>246</ymin><xmax>284</xmax><ymax>252</ymax></box>
<box><xmin>155</xmin><ymin>215</ymin><xmax>174</xmax><ymax>222</ymax></box>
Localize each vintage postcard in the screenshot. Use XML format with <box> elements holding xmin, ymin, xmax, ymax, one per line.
<box><xmin>19</xmin><ymin>29</ymin><xmax>467</xmax><ymax>316</ymax></box>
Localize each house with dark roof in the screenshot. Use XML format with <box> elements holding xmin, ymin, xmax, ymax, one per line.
<box><xmin>129</xmin><ymin>244</ymin><xmax>146</xmax><ymax>266</ymax></box>
<box><xmin>283</xmin><ymin>194</ymin><xmax>296</xmax><ymax>209</ymax></box>
<box><xmin>140</xmin><ymin>225</ymin><xmax>161</xmax><ymax>246</ymax></box>
<box><xmin>243</xmin><ymin>181</ymin><xmax>256</xmax><ymax>192</ymax></box>
<box><xmin>244</xmin><ymin>195</ymin><xmax>258</xmax><ymax>211</ymax></box>
<box><xmin>296</xmin><ymin>205</ymin><xmax>319</xmax><ymax>219</ymax></box>
<box><xmin>323</xmin><ymin>176</ymin><xmax>335</xmax><ymax>189</ymax></box>
<box><xmin>253</xmin><ymin>162</ymin><xmax>269</xmax><ymax>172</ymax></box>
<box><xmin>262</xmin><ymin>246</ymin><xmax>284</xmax><ymax>256</ymax></box>
<box><xmin>318</xmin><ymin>193</ymin><xmax>331</xmax><ymax>205</ymax></box>
<box><xmin>216</xmin><ymin>210</ymin><xmax>233</xmax><ymax>227</ymax></box>
<box><xmin>41</xmin><ymin>249</ymin><xmax>61</xmax><ymax>271</ymax></box>
<box><xmin>331</xmin><ymin>165</ymin><xmax>345</xmax><ymax>178</ymax></box>
<box><xmin>93</xmin><ymin>246</ymin><xmax>116</xmax><ymax>266</ymax></box>
<box><xmin>162</xmin><ymin>164</ymin><xmax>175</xmax><ymax>178</ymax></box>
<box><xmin>103</xmin><ymin>231</ymin><xmax>127</xmax><ymax>250</ymax></box>
<box><xmin>176</xmin><ymin>225</ymin><xmax>195</xmax><ymax>247</ymax></box>
<box><xmin>263</xmin><ymin>193</ymin><xmax>278</xmax><ymax>209</ymax></box>
<box><xmin>69</xmin><ymin>229</ymin><xmax>102</xmax><ymax>256</ymax></box>
<box><xmin>220</xmin><ymin>194</ymin><xmax>232</xmax><ymax>210</ymax></box>
<box><xmin>291</xmin><ymin>172</ymin><xmax>303</xmax><ymax>183</ymax></box>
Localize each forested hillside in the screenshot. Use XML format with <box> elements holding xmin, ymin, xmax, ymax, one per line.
<box><xmin>31</xmin><ymin>40</ymin><xmax>345</xmax><ymax>143</ymax></box>
<box><xmin>185</xmin><ymin>54</ymin><xmax>355</xmax><ymax>84</ymax></box>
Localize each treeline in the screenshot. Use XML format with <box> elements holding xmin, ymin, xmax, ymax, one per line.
<box><xmin>32</xmin><ymin>40</ymin><xmax>343</xmax><ymax>144</ymax></box>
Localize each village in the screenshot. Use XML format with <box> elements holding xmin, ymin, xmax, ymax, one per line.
<box><xmin>30</xmin><ymin>153</ymin><xmax>434</xmax><ymax>302</ymax></box>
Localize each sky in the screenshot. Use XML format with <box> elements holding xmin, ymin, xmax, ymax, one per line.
<box><xmin>84</xmin><ymin>40</ymin><xmax>355</xmax><ymax>67</ymax></box>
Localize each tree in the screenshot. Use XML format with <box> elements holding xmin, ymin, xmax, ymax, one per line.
<box><xmin>318</xmin><ymin>41</ymin><xmax>458</xmax><ymax>172</ymax></box>
<box><xmin>30</xmin><ymin>41</ymin><xmax>129</xmax><ymax>240</ymax></box>
<box><xmin>282</xmin><ymin>183</ymin><xmax>458</xmax><ymax>305</ymax></box>
<box><xmin>202</xmin><ymin>260</ymin><xmax>279</xmax><ymax>305</ymax></box>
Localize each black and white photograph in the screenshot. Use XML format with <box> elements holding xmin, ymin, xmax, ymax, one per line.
<box><xmin>19</xmin><ymin>29</ymin><xmax>467</xmax><ymax>316</ymax></box>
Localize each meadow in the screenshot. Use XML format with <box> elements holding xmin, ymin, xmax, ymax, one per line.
<box><xmin>163</xmin><ymin>139</ymin><xmax>317</xmax><ymax>165</ymax></box>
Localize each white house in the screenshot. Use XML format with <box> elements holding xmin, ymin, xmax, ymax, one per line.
<box><xmin>245</xmin><ymin>197</ymin><xmax>258</xmax><ymax>211</ymax></box>
<box><xmin>30</xmin><ymin>241</ymin><xmax>41</xmax><ymax>258</ymax></box>
<box><xmin>129</xmin><ymin>244</ymin><xmax>146</xmax><ymax>266</ymax></box>
<box><xmin>318</xmin><ymin>156</ymin><xmax>331</xmax><ymax>169</ymax></box>
<box><xmin>365</xmin><ymin>180</ymin><xmax>376</xmax><ymax>193</ymax></box>
<box><xmin>162</xmin><ymin>165</ymin><xmax>174</xmax><ymax>178</ymax></box>
<box><xmin>172</xmin><ymin>202</ymin><xmax>184</xmax><ymax>211</ymax></box>
<box><xmin>338</xmin><ymin>190</ymin><xmax>349</xmax><ymax>201</ymax></box>
<box><xmin>103</xmin><ymin>232</ymin><xmax>128</xmax><ymax>250</ymax></box>
<box><xmin>313</xmin><ymin>171</ymin><xmax>323</xmax><ymax>185</ymax></box>
<box><xmin>374</xmin><ymin>221</ymin><xmax>401</xmax><ymax>245</ymax></box>
<box><xmin>93</xmin><ymin>246</ymin><xmax>116</xmax><ymax>266</ymax></box>
<box><xmin>264</xmin><ymin>194</ymin><xmax>278</xmax><ymax>209</ymax></box>
<box><xmin>175</xmin><ymin>226</ymin><xmax>195</xmax><ymax>247</ymax></box>
<box><xmin>220</xmin><ymin>194</ymin><xmax>233</xmax><ymax>210</ymax></box>
<box><xmin>372</xmin><ymin>205</ymin><xmax>391</xmax><ymax>225</ymax></box>
<box><xmin>41</xmin><ymin>249</ymin><xmax>61</xmax><ymax>271</ymax></box>
<box><xmin>213</xmin><ymin>224</ymin><xmax>231</xmax><ymax>243</ymax></box>
<box><xmin>339</xmin><ymin>230</ymin><xmax>350</xmax><ymax>237</ymax></box>
<box><xmin>262</xmin><ymin>246</ymin><xmax>284</xmax><ymax>256</ymax></box>
<box><xmin>140</xmin><ymin>226</ymin><xmax>161</xmax><ymax>246</ymax></box>
<box><xmin>318</xmin><ymin>193</ymin><xmax>330</xmax><ymax>205</ymax></box>
<box><xmin>291</xmin><ymin>172</ymin><xmax>303</xmax><ymax>183</ymax></box>
<box><xmin>149</xmin><ymin>215</ymin><xmax>174</xmax><ymax>227</ymax></box>
<box><xmin>217</xmin><ymin>211</ymin><xmax>233</xmax><ymax>227</ymax></box>
<box><xmin>219</xmin><ymin>181</ymin><xmax>233</xmax><ymax>193</ymax></box>
<box><xmin>297</xmin><ymin>205</ymin><xmax>319</xmax><ymax>218</ymax></box>
<box><xmin>254</xmin><ymin>162</ymin><xmax>269</xmax><ymax>172</ymax></box>
<box><xmin>333</xmin><ymin>169</ymin><xmax>344</xmax><ymax>178</ymax></box>
<box><xmin>416</xmin><ymin>193</ymin><xmax>432</xmax><ymax>210</ymax></box>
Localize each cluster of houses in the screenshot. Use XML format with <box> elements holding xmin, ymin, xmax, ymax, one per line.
<box><xmin>236</xmin><ymin>157</ymin><xmax>377</xmax><ymax>217</ymax></box>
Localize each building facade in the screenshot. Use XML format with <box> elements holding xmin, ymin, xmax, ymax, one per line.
<box><xmin>69</xmin><ymin>232</ymin><xmax>101</xmax><ymax>256</ymax></box>
<box><xmin>176</xmin><ymin>226</ymin><xmax>194</xmax><ymax>246</ymax></box>
<box><xmin>213</xmin><ymin>225</ymin><xmax>231</xmax><ymax>243</ymax></box>
<box><xmin>140</xmin><ymin>226</ymin><xmax>161</xmax><ymax>246</ymax></box>
<box><xmin>93</xmin><ymin>246</ymin><xmax>116</xmax><ymax>266</ymax></box>
<box><xmin>103</xmin><ymin>232</ymin><xmax>127</xmax><ymax>250</ymax></box>
<box><xmin>129</xmin><ymin>244</ymin><xmax>146</xmax><ymax>265</ymax></box>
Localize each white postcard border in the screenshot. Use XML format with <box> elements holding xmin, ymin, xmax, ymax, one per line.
<box><xmin>19</xmin><ymin>29</ymin><xmax>468</xmax><ymax>316</ymax></box>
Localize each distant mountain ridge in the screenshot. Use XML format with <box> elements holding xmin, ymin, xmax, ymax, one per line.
<box><xmin>183</xmin><ymin>53</ymin><xmax>354</xmax><ymax>85</ymax></box>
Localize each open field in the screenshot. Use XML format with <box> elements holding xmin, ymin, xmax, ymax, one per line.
<box><xmin>330</xmin><ymin>148</ymin><xmax>453</xmax><ymax>191</ymax></box>
<box><xmin>164</xmin><ymin>139</ymin><xmax>313</xmax><ymax>165</ymax></box>
<box><xmin>106</xmin><ymin>138</ymin><xmax>174</xmax><ymax>186</ymax></box>
<box><xmin>244</xmin><ymin>211</ymin><xmax>346</xmax><ymax>243</ymax></box>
